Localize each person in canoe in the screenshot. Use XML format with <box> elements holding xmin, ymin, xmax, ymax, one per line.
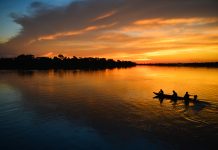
<box><xmin>172</xmin><ymin>90</ymin><xmax>178</xmax><ymax>101</ymax></box>
<box><xmin>158</xmin><ymin>89</ymin><xmax>164</xmax><ymax>97</ymax></box>
<box><xmin>184</xmin><ymin>92</ymin><xmax>190</xmax><ymax>105</ymax></box>
<box><xmin>193</xmin><ymin>95</ymin><xmax>198</xmax><ymax>103</ymax></box>
<box><xmin>184</xmin><ymin>92</ymin><xmax>190</xmax><ymax>100</ymax></box>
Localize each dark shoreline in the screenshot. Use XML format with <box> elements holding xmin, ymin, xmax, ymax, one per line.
<box><xmin>1</xmin><ymin>54</ymin><xmax>218</xmax><ymax>69</ymax></box>
<box><xmin>0</xmin><ymin>54</ymin><xmax>136</xmax><ymax>70</ymax></box>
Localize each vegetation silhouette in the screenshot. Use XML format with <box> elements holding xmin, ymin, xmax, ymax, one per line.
<box><xmin>0</xmin><ymin>54</ymin><xmax>136</xmax><ymax>70</ymax></box>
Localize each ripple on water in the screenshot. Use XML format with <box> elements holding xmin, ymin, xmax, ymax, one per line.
<box><xmin>0</xmin><ymin>68</ymin><xmax>218</xmax><ymax>150</ymax></box>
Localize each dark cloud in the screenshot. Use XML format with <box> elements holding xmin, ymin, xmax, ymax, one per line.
<box><xmin>0</xmin><ymin>0</ymin><xmax>218</xmax><ymax>56</ymax></box>
<box><xmin>30</xmin><ymin>1</ymin><xmax>44</xmax><ymax>8</ymax></box>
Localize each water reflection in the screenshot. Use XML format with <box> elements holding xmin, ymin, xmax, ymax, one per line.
<box><xmin>17</xmin><ymin>70</ymin><xmax>35</xmax><ymax>77</ymax></box>
<box><xmin>154</xmin><ymin>96</ymin><xmax>211</xmax><ymax>113</ymax></box>
<box><xmin>0</xmin><ymin>66</ymin><xmax>218</xmax><ymax>150</ymax></box>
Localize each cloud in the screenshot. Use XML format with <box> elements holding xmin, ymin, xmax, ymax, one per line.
<box><xmin>37</xmin><ymin>23</ymin><xmax>117</xmax><ymax>41</ymax></box>
<box><xmin>0</xmin><ymin>0</ymin><xmax>218</xmax><ymax>62</ymax></box>
<box><xmin>93</xmin><ymin>10</ymin><xmax>117</xmax><ymax>21</ymax></box>
<box><xmin>134</xmin><ymin>18</ymin><xmax>218</xmax><ymax>26</ymax></box>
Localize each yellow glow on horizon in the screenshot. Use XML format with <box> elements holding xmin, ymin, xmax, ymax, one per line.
<box><xmin>6</xmin><ymin>16</ymin><xmax>217</xmax><ymax>63</ymax></box>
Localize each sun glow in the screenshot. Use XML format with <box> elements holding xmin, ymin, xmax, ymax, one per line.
<box><xmin>1</xmin><ymin>12</ymin><xmax>218</xmax><ymax>63</ymax></box>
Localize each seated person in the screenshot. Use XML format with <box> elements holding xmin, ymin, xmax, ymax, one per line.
<box><xmin>158</xmin><ymin>89</ymin><xmax>164</xmax><ymax>96</ymax></box>
<box><xmin>172</xmin><ymin>90</ymin><xmax>178</xmax><ymax>100</ymax></box>
<box><xmin>184</xmin><ymin>92</ymin><xmax>190</xmax><ymax>100</ymax></box>
<box><xmin>193</xmin><ymin>95</ymin><xmax>198</xmax><ymax>102</ymax></box>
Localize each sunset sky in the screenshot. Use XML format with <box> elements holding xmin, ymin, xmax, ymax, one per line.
<box><xmin>0</xmin><ymin>0</ymin><xmax>218</xmax><ymax>63</ymax></box>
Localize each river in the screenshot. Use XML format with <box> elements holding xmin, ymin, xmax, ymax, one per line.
<box><xmin>0</xmin><ymin>66</ymin><xmax>217</xmax><ymax>150</ymax></box>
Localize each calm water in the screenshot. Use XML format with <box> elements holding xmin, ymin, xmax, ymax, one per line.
<box><xmin>0</xmin><ymin>66</ymin><xmax>218</xmax><ymax>150</ymax></box>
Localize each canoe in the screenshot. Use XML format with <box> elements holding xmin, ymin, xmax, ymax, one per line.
<box><xmin>153</xmin><ymin>92</ymin><xmax>194</xmax><ymax>101</ymax></box>
<box><xmin>153</xmin><ymin>92</ymin><xmax>210</xmax><ymax>105</ymax></box>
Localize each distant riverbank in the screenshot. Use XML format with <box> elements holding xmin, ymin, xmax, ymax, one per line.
<box><xmin>0</xmin><ymin>54</ymin><xmax>136</xmax><ymax>70</ymax></box>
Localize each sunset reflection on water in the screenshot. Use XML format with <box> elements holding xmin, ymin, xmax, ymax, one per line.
<box><xmin>0</xmin><ymin>66</ymin><xmax>217</xmax><ymax>150</ymax></box>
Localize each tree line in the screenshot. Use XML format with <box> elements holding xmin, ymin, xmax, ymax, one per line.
<box><xmin>0</xmin><ymin>54</ymin><xmax>136</xmax><ymax>70</ymax></box>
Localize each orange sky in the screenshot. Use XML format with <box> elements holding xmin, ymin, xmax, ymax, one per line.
<box><xmin>0</xmin><ymin>0</ymin><xmax>218</xmax><ymax>63</ymax></box>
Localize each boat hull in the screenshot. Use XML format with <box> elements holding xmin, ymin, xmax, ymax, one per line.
<box><xmin>153</xmin><ymin>92</ymin><xmax>193</xmax><ymax>101</ymax></box>
<box><xmin>153</xmin><ymin>92</ymin><xmax>210</xmax><ymax>105</ymax></box>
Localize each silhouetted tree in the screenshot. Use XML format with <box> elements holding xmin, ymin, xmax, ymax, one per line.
<box><xmin>58</xmin><ymin>54</ymin><xmax>65</xmax><ymax>60</ymax></box>
<box><xmin>0</xmin><ymin>54</ymin><xmax>136</xmax><ymax>70</ymax></box>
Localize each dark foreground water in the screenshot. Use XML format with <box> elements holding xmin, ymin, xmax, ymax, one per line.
<box><xmin>0</xmin><ymin>66</ymin><xmax>218</xmax><ymax>150</ymax></box>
